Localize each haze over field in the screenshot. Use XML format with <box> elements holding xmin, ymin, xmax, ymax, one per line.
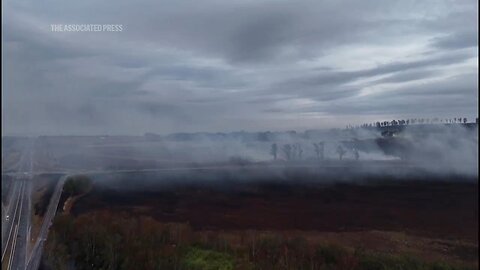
<box><xmin>1</xmin><ymin>1</ymin><xmax>479</xmax><ymax>270</ymax></box>
<box><xmin>2</xmin><ymin>0</ymin><xmax>478</xmax><ymax>135</ymax></box>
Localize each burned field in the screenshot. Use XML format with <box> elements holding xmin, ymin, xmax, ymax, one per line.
<box><xmin>42</xmin><ymin>166</ymin><xmax>478</xmax><ymax>269</ymax></box>
<box><xmin>70</xmin><ymin>169</ymin><xmax>478</xmax><ymax>241</ymax></box>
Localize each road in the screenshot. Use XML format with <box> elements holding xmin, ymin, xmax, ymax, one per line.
<box><xmin>2</xmin><ymin>141</ymin><xmax>34</xmax><ymax>270</ymax></box>
<box><xmin>26</xmin><ymin>175</ymin><xmax>67</xmax><ymax>270</ymax></box>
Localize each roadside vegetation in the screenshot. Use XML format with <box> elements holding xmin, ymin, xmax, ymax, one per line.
<box><xmin>59</xmin><ymin>175</ymin><xmax>93</xmax><ymax>214</ymax></box>
<box><xmin>41</xmin><ymin>211</ymin><xmax>474</xmax><ymax>270</ymax></box>
<box><xmin>63</xmin><ymin>175</ymin><xmax>92</xmax><ymax>197</ymax></box>
<box><xmin>33</xmin><ymin>175</ymin><xmax>60</xmax><ymax>217</ymax></box>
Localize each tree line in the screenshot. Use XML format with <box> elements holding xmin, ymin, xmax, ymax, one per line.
<box><xmin>346</xmin><ymin>117</ymin><xmax>477</xmax><ymax>129</ymax></box>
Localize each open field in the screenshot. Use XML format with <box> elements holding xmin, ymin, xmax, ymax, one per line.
<box><xmin>43</xmin><ymin>168</ymin><xmax>479</xmax><ymax>269</ymax></box>
<box><xmin>72</xmin><ymin>177</ymin><xmax>478</xmax><ymax>241</ymax></box>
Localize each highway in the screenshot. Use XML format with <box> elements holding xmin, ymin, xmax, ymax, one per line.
<box><xmin>2</xmin><ymin>141</ymin><xmax>34</xmax><ymax>270</ymax></box>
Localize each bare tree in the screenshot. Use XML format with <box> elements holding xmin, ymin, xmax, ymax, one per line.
<box><xmin>297</xmin><ymin>144</ymin><xmax>303</xmax><ymax>160</ymax></box>
<box><xmin>282</xmin><ymin>144</ymin><xmax>292</xmax><ymax>161</ymax></box>
<box><xmin>319</xmin><ymin>142</ymin><xmax>325</xmax><ymax>160</ymax></box>
<box><xmin>314</xmin><ymin>142</ymin><xmax>325</xmax><ymax>161</ymax></box>
<box><xmin>336</xmin><ymin>145</ymin><xmax>346</xmax><ymax>160</ymax></box>
<box><xmin>313</xmin><ymin>143</ymin><xmax>320</xmax><ymax>159</ymax></box>
<box><xmin>270</xmin><ymin>143</ymin><xmax>278</xmax><ymax>160</ymax></box>
<box><xmin>291</xmin><ymin>144</ymin><xmax>298</xmax><ymax>160</ymax></box>
<box><xmin>353</xmin><ymin>148</ymin><xmax>359</xmax><ymax>161</ymax></box>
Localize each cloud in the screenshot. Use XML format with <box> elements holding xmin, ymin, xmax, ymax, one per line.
<box><xmin>430</xmin><ymin>31</ymin><xmax>478</xmax><ymax>49</ymax></box>
<box><xmin>1</xmin><ymin>0</ymin><xmax>478</xmax><ymax>135</ymax></box>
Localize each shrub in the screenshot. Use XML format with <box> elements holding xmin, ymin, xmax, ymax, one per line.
<box><xmin>315</xmin><ymin>243</ymin><xmax>348</xmax><ymax>266</ymax></box>
<box><xmin>63</xmin><ymin>175</ymin><xmax>92</xmax><ymax>196</ymax></box>
<box><xmin>182</xmin><ymin>247</ymin><xmax>234</xmax><ymax>270</ymax></box>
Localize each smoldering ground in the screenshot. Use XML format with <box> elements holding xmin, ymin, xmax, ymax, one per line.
<box><xmin>29</xmin><ymin>123</ymin><xmax>478</xmax><ymax>184</ymax></box>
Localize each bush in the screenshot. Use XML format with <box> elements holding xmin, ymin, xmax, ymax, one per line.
<box><xmin>315</xmin><ymin>243</ymin><xmax>348</xmax><ymax>266</ymax></box>
<box><xmin>182</xmin><ymin>247</ymin><xmax>234</xmax><ymax>270</ymax></box>
<box><xmin>63</xmin><ymin>175</ymin><xmax>92</xmax><ymax>196</ymax></box>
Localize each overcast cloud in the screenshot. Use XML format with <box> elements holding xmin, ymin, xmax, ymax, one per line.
<box><xmin>1</xmin><ymin>0</ymin><xmax>478</xmax><ymax>135</ymax></box>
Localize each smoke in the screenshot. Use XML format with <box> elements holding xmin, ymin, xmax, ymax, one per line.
<box><xmin>399</xmin><ymin>124</ymin><xmax>478</xmax><ymax>176</ymax></box>
<box><xmin>27</xmin><ymin>124</ymin><xmax>478</xmax><ymax>180</ymax></box>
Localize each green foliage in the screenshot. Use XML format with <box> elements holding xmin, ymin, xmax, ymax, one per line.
<box><xmin>183</xmin><ymin>247</ymin><xmax>234</xmax><ymax>270</ymax></box>
<box><xmin>63</xmin><ymin>175</ymin><xmax>92</xmax><ymax>196</ymax></box>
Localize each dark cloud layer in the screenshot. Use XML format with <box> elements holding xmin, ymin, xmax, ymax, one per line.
<box><xmin>2</xmin><ymin>0</ymin><xmax>478</xmax><ymax>135</ymax></box>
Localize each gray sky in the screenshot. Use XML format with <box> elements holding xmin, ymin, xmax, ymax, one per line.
<box><xmin>2</xmin><ymin>0</ymin><xmax>478</xmax><ymax>135</ymax></box>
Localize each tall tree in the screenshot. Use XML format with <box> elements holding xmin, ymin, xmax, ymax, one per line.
<box><xmin>313</xmin><ymin>143</ymin><xmax>320</xmax><ymax>160</ymax></box>
<box><xmin>297</xmin><ymin>144</ymin><xmax>303</xmax><ymax>160</ymax></box>
<box><xmin>282</xmin><ymin>144</ymin><xmax>292</xmax><ymax>161</ymax></box>
<box><xmin>314</xmin><ymin>142</ymin><xmax>325</xmax><ymax>161</ymax></box>
<box><xmin>270</xmin><ymin>143</ymin><xmax>278</xmax><ymax>160</ymax></box>
<box><xmin>353</xmin><ymin>148</ymin><xmax>359</xmax><ymax>161</ymax></box>
<box><xmin>291</xmin><ymin>144</ymin><xmax>298</xmax><ymax>160</ymax></box>
<box><xmin>336</xmin><ymin>145</ymin><xmax>346</xmax><ymax>160</ymax></box>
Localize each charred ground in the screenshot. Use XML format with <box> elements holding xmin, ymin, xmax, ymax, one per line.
<box><xmin>69</xmin><ymin>170</ymin><xmax>478</xmax><ymax>241</ymax></box>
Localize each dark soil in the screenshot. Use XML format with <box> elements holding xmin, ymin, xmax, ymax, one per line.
<box><xmin>71</xmin><ymin>172</ymin><xmax>478</xmax><ymax>242</ymax></box>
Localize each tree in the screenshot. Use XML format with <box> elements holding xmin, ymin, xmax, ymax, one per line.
<box><xmin>313</xmin><ymin>142</ymin><xmax>325</xmax><ymax>161</ymax></box>
<box><xmin>297</xmin><ymin>144</ymin><xmax>303</xmax><ymax>160</ymax></box>
<box><xmin>64</xmin><ymin>175</ymin><xmax>92</xmax><ymax>197</ymax></box>
<box><xmin>270</xmin><ymin>144</ymin><xmax>278</xmax><ymax>160</ymax></box>
<box><xmin>353</xmin><ymin>148</ymin><xmax>359</xmax><ymax>161</ymax></box>
<box><xmin>319</xmin><ymin>142</ymin><xmax>325</xmax><ymax>160</ymax></box>
<box><xmin>282</xmin><ymin>144</ymin><xmax>292</xmax><ymax>161</ymax></box>
<box><xmin>463</xmin><ymin>117</ymin><xmax>467</xmax><ymax>124</ymax></box>
<box><xmin>291</xmin><ymin>144</ymin><xmax>298</xmax><ymax>160</ymax></box>
<box><xmin>313</xmin><ymin>143</ymin><xmax>320</xmax><ymax>160</ymax></box>
<box><xmin>336</xmin><ymin>145</ymin><xmax>346</xmax><ymax>160</ymax></box>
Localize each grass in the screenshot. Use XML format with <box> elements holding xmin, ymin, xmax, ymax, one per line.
<box><xmin>182</xmin><ymin>247</ymin><xmax>235</xmax><ymax>270</ymax></box>
<box><xmin>356</xmin><ymin>252</ymin><xmax>474</xmax><ymax>270</ymax></box>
